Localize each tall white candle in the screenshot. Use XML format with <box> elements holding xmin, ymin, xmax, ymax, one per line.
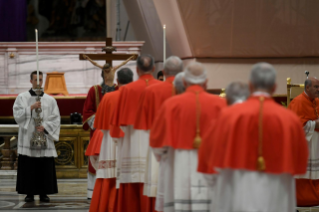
<box><xmin>35</xmin><ymin>29</ymin><xmax>39</xmax><ymax>85</ymax></box>
<box><xmin>163</xmin><ymin>25</ymin><xmax>166</xmax><ymax>64</ymax></box>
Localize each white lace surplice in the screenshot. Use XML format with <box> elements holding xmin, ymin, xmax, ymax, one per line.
<box><xmin>297</xmin><ymin>120</ymin><xmax>319</xmax><ymax>179</ymax></box>
<box><xmin>13</xmin><ymin>92</ymin><xmax>60</xmax><ymax>157</ymax></box>
<box><xmin>118</xmin><ymin>125</ymin><xmax>148</xmax><ymax>183</ymax></box>
<box><xmin>153</xmin><ymin>147</ymin><xmax>211</xmax><ymax>212</ymax></box>
<box><xmin>142</xmin><ymin>130</ymin><xmax>159</xmax><ymax>197</ymax></box>
<box><xmin>211</xmin><ymin>169</ymin><xmax>295</xmax><ymax>212</ymax></box>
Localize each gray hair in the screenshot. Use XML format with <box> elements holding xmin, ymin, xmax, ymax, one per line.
<box><xmin>137</xmin><ymin>54</ymin><xmax>154</xmax><ymax>72</ymax></box>
<box><xmin>117</xmin><ymin>68</ymin><xmax>133</xmax><ymax>84</ymax></box>
<box><xmin>184</xmin><ymin>62</ymin><xmax>207</xmax><ymax>85</ymax></box>
<box><xmin>250</xmin><ymin>62</ymin><xmax>276</xmax><ymax>90</ymax></box>
<box><xmin>305</xmin><ymin>79</ymin><xmax>312</xmax><ymax>91</ymax></box>
<box><xmin>164</xmin><ymin>56</ymin><xmax>183</xmax><ymax>76</ymax></box>
<box><xmin>225</xmin><ymin>81</ymin><xmax>250</xmax><ymax>105</ymax></box>
<box><xmin>174</xmin><ymin>72</ymin><xmax>185</xmax><ymax>94</ymax></box>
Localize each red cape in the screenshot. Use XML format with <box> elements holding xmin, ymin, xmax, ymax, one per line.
<box><xmin>94</xmin><ymin>89</ymin><xmax>124</xmax><ymax>138</ymax></box>
<box><xmin>85</xmin><ymin>129</ymin><xmax>104</xmax><ymax>156</ymax></box>
<box><xmin>288</xmin><ymin>92</ymin><xmax>319</xmax><ymax>127</ymax></box>
<box><xmin>198</xmin><ymin>96</ymin><xmax>308</xmax><ymax>175</ymax></box>
<box><xmin>150</xmin><ymin>85</ymin><xmax>227</xmax><ymax>149</ymax></box>
<box><xmin>134</xmin><ymin>76</ymin><xmax>175</xmax><ymax>130</ymax></box>
<box><xmin>83</xmin><ymin>85</ymin><xmax>103</xmax><ymax>133</ymax></box>
<box><xmin>112</xmin><ymin>74</ymin><xmax>160</xmax><ymax>126</ymax></box>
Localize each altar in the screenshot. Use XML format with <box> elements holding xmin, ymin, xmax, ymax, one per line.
<box><xmin>0</xmin><ymin>124</ymin><xmax>91</xmax><ymax>178</ymax></box>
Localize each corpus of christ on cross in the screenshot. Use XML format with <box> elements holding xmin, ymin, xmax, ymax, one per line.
<box><xmin>79</xmin><ymin>38</ymin><xmax>138</xmax><ymax>67</ymax></box>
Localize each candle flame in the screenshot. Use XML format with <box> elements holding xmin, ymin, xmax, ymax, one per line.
<box><xmin>35</xmin><ymin>29</ymin><xmax>37</xmax><ymax>32</ymax></box>
<box><xmin>163</xmin><ymin>25</ymin><xmax>166</xmax><ymax>29</ymax></box>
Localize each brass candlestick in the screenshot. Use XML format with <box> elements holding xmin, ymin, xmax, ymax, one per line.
<box><xmin>30</xmin><ymin>85</ymin><xmax>47</xmax><ymax>150</ymax></box>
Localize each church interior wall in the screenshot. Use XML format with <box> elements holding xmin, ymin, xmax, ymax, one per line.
<box><xmin>198</xmin><ymin>58</ymin><xmax>319</xmax><ymax>95</ymax></box>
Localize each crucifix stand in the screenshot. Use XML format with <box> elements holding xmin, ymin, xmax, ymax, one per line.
<box><xmin>79</xmin><ymin>37</ymin><xmax>138</xmax><ymax>66</ymax></box>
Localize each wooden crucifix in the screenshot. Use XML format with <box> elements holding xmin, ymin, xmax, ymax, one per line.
<box><xmin>79</xmin><ymin>37</ymin><xmax>138</xmax><ymax>86</ymax></box>
<box><xmin>79</xmin><ymin>37</ymin><xmax>137</xmax><ymax>65</ymax></box>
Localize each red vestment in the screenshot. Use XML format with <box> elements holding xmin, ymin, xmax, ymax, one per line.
<box><xmin>133</xmin><ymin>76</ymin><xmax>175</xmax><ymax>211</ymax></box>
<box><xmin>83</xmin><ymin>85</ymin><xmax>103</xmax><ymax>174</ymax></box>
<box><xmin>89</xmin><ymin>89</ymin><xmax>124</xmax><ymax>212</ymax></box>
<box><xmin>134</xmin><ymin>76</ymin><xmax>175</xmax><ymax>130</ymax></box>
<box><xmin>112</xmin><ymin>74</ymin><xmax>160</xmax><ymax>212</ymax></box>
<box><xmin>150</xmin><ymin>85</ymin><xmax>226</xmax><ymax>149</ymax></box>
<box><xmin>197</xmin><ymin>96</ymin><xmax>308</xmax><ymax>176</ymax></box>
<box><xmin>112</xmin><ymin>74</ymin><xmax>160</xmax><ymax>126</ymax></box>
<box><xmin>288</xmin><ymin>92</ymin><xmax>319</xmax><ymax>206</ymax></box>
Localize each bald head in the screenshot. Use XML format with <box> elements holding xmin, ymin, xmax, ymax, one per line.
<box><xmin>174</xmin><ymin>72</ymin><xmax>185</xmax><ymax>94</ymax></box>
<box><xmin>249</xmin><ymin>62</ymin><xmax>276</xmax><ymax>93</ymax></box>
<box><xmin>164</xmin><ymin>56</ymin><xmax>183</xmax><ymax>76</ymax></box>
<box><xmin>137</xmin><ymin>54</ymin><xmax>154</xmax><ymax>73</ymax></box>
<box><xmin>226</xmin><ymin>82</ymin><xmax>250</xmax><ymax>105</ymax></box>
<box><xmin>184</xmin><ymin>62</ymin><xmax>207</xmax><ymax>85</ymax></box>
<box><xmin>305</xmin><ymin>76</ymin><xmax>319</xmax><ymax>99</ymax></box>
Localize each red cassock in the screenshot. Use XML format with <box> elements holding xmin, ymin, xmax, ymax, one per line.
<box><xmin>89</xmin><ymin>89</ymin><xmax>124</xmax><ymax>212</ymax></box>
<box><xmin>133</xmin><ymin>76</ymin><xmax>175</xmax><ymax>212</ymax></box>
<box><xmin>288</xmin><ymin>92</ymin><xmax>319</xmax><ymax>207</ymax></box>
<box><xmin>134</xmin><ymin>76</ymin><xmax>175</xmax><ymax>130</ymax></box>
<box><xmin>111</xmin><ymin>74</ymin><xmax>160</xmax><ymax>212</ymax></box>
<box><xmin>83</xmin><ymin>85</ymin><xmax>103</xmax><ymax>175</ymax></box>
<box><xmin>197</xmin><ymin>96</ymin><xmax>308</xmax><ymax>177</ymax></box>
<box><xmin>150</xmin><ymin>85</ymin><xmax>226</xmax><ymax>149</ymax></box>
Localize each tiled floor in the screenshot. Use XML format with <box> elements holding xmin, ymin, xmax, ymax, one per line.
<box><xmin>0</xmin><ymin>179</ymin><xmax>90</xmax><ymax>211</ymax></box>
<box><xmin>1</xmin><ymin>178</ymin><xmax>319</xmax><ymax>211</ymax></box>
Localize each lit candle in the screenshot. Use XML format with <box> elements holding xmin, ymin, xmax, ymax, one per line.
<box><xmin>163</xmin><ymin>25</ymin><xmax>166</xmax><ymax>64</ymax></box>
<box><xmin>35</xmin><ymin>29</ymin><xmax>39</xmax><ymax>85</ymax></box>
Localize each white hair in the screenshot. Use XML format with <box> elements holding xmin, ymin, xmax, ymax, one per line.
<box><xmin>250</xmin><ymin>62</ymin><xmax>276</xmax><ymax>90</ymax></box>
<box><xmin>225</xmin><ymin>81</ymin><xmax>250</xmax><ymax>105</ymax></box>
<box><xmin>164</xmin><ymin>56</ymin><xmax>183</xmax><ymax>76</ymax></box>
<box><xmin>174</xmin><ymin>72</ymin><xmax>185</xmax><ymax>93</ymax></box>
<box><xmin>184</xmin><ymin>62</ymin><xmax>207</xmax><ymax>85</ymax></box>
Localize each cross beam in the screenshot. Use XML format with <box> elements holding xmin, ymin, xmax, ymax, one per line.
<box><xmin>79</xmin><ymin>38</ymin><xmax>137</xmax><ymax>66</ymax></box>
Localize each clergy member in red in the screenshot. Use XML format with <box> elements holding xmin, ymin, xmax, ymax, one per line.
<box><xmin>150</xmin><ymin>62</ymin><xmax>226</xmax><ymax>211</ymax></box>
<box><xmin>288</xmin><ymin>76</ymin><xmax>319</xmax><ymax>207</ymax></box>
<box><xmin>198</xmin><ymin>63</ymin><xmax>308</xmax><ymax>212</ymax></box>
<box><xmin>112</xmin><ymin>54</ymin><xmax>160</xmax><ymax>212</ymax></box>
<box><xmin>82</xmin><ymin>67</ymin><xmax>117</xmax><ymax>198</ymax></box>
<box><xmin>134</xmin><ymin>56</ymin><xmax>184</xmax><ymax>211</ymax></box>
<box><xmin>87</xmin><ymin>68</ymin><xmax>133</xmax><ymax>212</ymax></box>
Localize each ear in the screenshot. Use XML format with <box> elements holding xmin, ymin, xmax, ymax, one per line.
<box><xmin>116</xmin><ymin>79</ymin><xmax>119</xmax><ymax>85</ymax></box>
<box><xmin>162</xmin><ymin>70</ymin><xmax>166</xmax><ymax>76</ymax></box>
<box><xmin>270</xmin><ymin>83</ymin><xmax>277</xmax><ymax>95</ymax></box>
<box><xmin>182</xmin><ymin>78</ymin><xmax>187</xmax><ymax>88</ymax></box>
<box><xmin>203</xmin><ymin>79</ymin><xmax>208</xmax><ymax>90</ymax></box>
<box><xmin>248</xmin><ymin>82</ymin><xmax>254</xmax><ymax>93</ymax></box>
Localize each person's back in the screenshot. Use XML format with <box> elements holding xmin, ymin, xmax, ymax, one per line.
<box><xmin>150</xmin><ymin>62</ymin><xmax>226</xmax><ymax>211</ymax></box>
<box><xmin>198</xmin><ymin>63</ymin><xmax>308</xmax><ymax>212</ymax></box>
<box><xmin>88</xmin><ymin>68</ymin><xmax>133</xmax><ymax>212</ymax></box>
<box><xmin>112</xmin><ymin>54</ymin><xmax>160</xmax><ymax>212</ymax></box>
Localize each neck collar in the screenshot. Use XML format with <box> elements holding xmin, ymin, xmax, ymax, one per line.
<box><xmin>29</xmin><ymin>88</ymin><xmax>44</xmax><ymax>97</ymax></box>
<box><xmin>303</xmin><ymin>91</ymin><xmax>316</xmax><ymax>102</ymax></box>
<box><xmin>186</xmin><ymin>85</ymin><xmax>205</xmax><ymax>93</ymax></box>
<box><xmin>165</xmin><ymin>76</ymin><xmax>175</xmax><ymax>83</ymax></box>
<box><xmin>252</xmin><ymin>91</ymin><xmax>271</xmax><ymax>97</ymax></box>
<box><xmin>139</xmin><ymin>74</ymin><xmax>154</xmax><ymax>80</ymax></box>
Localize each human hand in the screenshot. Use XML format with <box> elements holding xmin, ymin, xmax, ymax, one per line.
<box><xmin>83</xmin><ymin>54</ymin><xmax>88</xmax><ymax>60</ymax></box>
<box><xmin>31</xmin><ymin>101</ymin><xmax>41</xmax><ymax>110</ymax></box>
<box><xmin>36</xmin><ymin>126</ymin><xmax>44</xmax><ymax>132</ymax></box>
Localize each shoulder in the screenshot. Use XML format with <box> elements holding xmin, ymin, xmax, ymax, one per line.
<box><xmin>290</xmin><ymin>93</ymin><xmax>305</xmax><ymax>105</ymax></box>
<box><xmin>15</xmin><ymin>92</ymin><xmax>30</xmax><ymax>101</ymax></box>
<box><xmin>43</xmin><ymin>94</ymin><xmax>57</xmax><ymax>103</ymax></box>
